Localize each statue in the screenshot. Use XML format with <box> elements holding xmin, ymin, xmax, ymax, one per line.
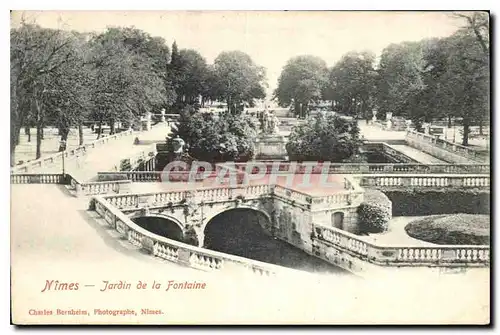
<box><xmin>269</xmin><ymin>114</ymin><xmax>280</xmax><ymax>134</ymax></box>
<box><xmin>260</xmin><ymin>111</ymin><xmax>279</xmax><ymax>134</ymax></box>
<box><xmin>172</xmin><ymin>135</ymin><xmax>185</xmax><ymax>155</ymax></box>
<box><xmin>260</xmin><ymin>110</ymin><xmax>269</xmax><ymax>133</ymax></box>
<box><xmin>160</xmin><ymin>108</ymin><xmax>166</xmax><ymax>122</ymax></box>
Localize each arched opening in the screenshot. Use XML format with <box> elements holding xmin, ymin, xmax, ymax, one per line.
<box><xmin>131</xmin><ymin>216</ymin><xmax>184</xmax><ymax>242</ymax></box>
<box><xmin>204</xmin><ymin>208</ymin><xmax>348</xmax><ymax>274</ymax></box>
<box><xmin>332</xmin><ymin>212</ymin><xmax>344</xmax><ymax>229</ymax></box>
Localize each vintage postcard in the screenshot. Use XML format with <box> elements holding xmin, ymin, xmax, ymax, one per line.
<box><xmin>10</xmin><ymin>10</ymin><xmax>490</xmax><ymax>325</ymax></box>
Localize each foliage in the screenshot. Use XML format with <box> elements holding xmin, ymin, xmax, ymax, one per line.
<box><xmin>286</xmin><ymin>113</ymin><xmax>361</xmax><ymax>162</ymax></box>
<box><xmin>87</xmin><ymin>27</ymin><xmax>172</xmax><ymax>132</ymax></box>
<box><xmin>168</xmin><ymin>107</ymin><xmax>258</xmax><ymax>163</ymax></box>
<box><xmin>375</xmin><ymin>13</ymin><xmax>489</xmax><ymax>145</ymax></box>
<box><xmin>210</xmin><ymin>51</ymin><xmax>267</xmax><ymax>114</ymax></box>
<box><xmin>326</xmin><ymin>51</ymin><xmax>378</xmax><ymax>119</ymax></box>
<box><xmin>274</xmin><ymin>55</ymin><xmax>328</xmax><ymax>118</ymax></box>
<box><xmin>357</xmin><ymin>190</ymin><xmax>392</xmax><ymax>234</ymax></box>
<box><xmin>376</xmin><ymin>41</ymin><xmax>426</xmax><ymax>120</ymax></box>
<box><xmin>405</xmin><ymin>214</ymin><xmax>489</xmax><ymax>245</ymax></box>
<box><xmin>168</xmin><ymin>46</ymin><xmax>209</xmax><ymax>108</ymax></box>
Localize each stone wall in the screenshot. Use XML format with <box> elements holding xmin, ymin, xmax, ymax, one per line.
<box><xmin>406</xmin><ymin>136</ymin><xmax>473</xmax><ymax>163</ymax></box>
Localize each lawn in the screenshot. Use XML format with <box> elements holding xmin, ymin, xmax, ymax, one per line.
<box><xmin>404</xmin><ymin>214</ymin><xmax>490</xmax><ymax>245</ymax></box>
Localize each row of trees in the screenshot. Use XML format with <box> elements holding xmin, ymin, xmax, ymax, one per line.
<box><xmin>274</xmin><ymin>13</ymin><xmax>489</xmax><ymax>145</ymax></box>
<box><xmin>10</xmin><ymin>22</ymin><xmax>267</xmax><ymax>166</ymax></box>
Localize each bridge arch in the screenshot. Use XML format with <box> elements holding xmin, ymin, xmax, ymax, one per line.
<box><xmin>130</xmin><ymin>213</ymin><xmax>185</xmax><ymax>242</ymax></box>
<box><xmin>202</xmin><ymin>206</ymin><xmax>273</xmax><ymax>253</ymax></box>
<box><xmin>202</xmin><ymin>204</ymin><xmax>272</xmax><ymax>234</ymax></box>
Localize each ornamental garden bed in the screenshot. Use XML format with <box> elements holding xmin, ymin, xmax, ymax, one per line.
<box><xmin>404</xmin><ymin>214</ymin><xmax>490</xmax><ymax>245</ymax></box>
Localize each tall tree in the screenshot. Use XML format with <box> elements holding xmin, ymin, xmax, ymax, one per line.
<box><xmin>376</xmin><ymin>42</ymin><xmax>426</xmax><ymax>120</ymax></box>
<box><xmin>11</xmin><ymin>23</ymin><xmax>83</xmax><ymax>162</ymax></box>
<box><xmin>211</xmin><ymin>51</ymin><xmax>267</xmax><ymax>114</ymax></box>
<box><xmin>327</xmin><ymin>51</ymin><xmax>378</xmax><ymax>119</ymax></box>
<box><xmin>274</xmin><ymin>55</ymin><xmax>328</xmax><ymax>119</ymax></box>
<box><xmin>170</xmin><ymin>49</ymin><xmax>209</xmax><ymax>106</ymax></box>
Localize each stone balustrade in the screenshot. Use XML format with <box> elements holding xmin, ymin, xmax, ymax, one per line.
<box><xmin>228</xmin><ymin>161</ymin><xmax>490</xmax><ymax>175</ymax></box>
<box><xmin>91</xmin><ymin>196</ymin><xmax>297</xmax><ymax>276</ymax></box>
<box><xmin>104</xmin><ymin>184</ymin><xmax>274</xmax><ymax>210</ymax></box>
<box><xmin>359</xmin><ymin>174</ymin><xmax>490</xmax><ymax>189</ymax></box>
<box><xmin>272</xmin><ymin>185</ymin><xmax>312</xmax><ymax>205</ymax></box>
<box><xmin>314</xmin><ymin>224</ymin><xmax>489</xmax><ymax>266</ymax></box>
<box><xmin>98</xmin><ymin>171</ymin><xmax>162</xmax><ymax>182</ymax></box>
<box><xmin>78</xmin><ymin>180</ymin><xmax>132</xmax><ymax>196</ymax></box>
<box><xmin>406</xmin><ymin>130</ymin><xmax>489</xmax><ymax>163</ymax></box>
<box><xmin>11</xmin><ymin>129</ymin><xmax>134</xmax><ymax>173</ymax></box>
<box><xmin>10</xmin><ymin>173</ymin><xmax>66</xmax><ymax>184</ymax></box>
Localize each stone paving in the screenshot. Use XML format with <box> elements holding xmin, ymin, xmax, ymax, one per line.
<box><xmin>359</xmin><ymin>216</ymin><xmax>437</xmax><ymax>246</ymax></box>
<box><xmin>35</xmin><ymin>123</ymin><xmax>172</xmax><ymax>182</ymax></box>
<box><xmin>390</xmin><ymin>144</ymin><xmax>447</xmax><ymax>164</ymax></box>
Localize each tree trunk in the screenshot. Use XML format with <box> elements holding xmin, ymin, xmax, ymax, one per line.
<box><xmin>40</xmin><ymin>127</ymin><xmax>44</xmax><ymax>140</ymax></box>
<box><xmin>294</xmin><ymin>101</ymin><xmax>300</xmax><ymax>118</ymax></box>
<box><xmin>59</xmin><ymin>128</ymin><xmax>69</xmax><ymax>152</ymax></box>
<box><xmin>303</xmin><ymin>103</ymin><xmax>309</xmax><ymax>119</ymax></box>
<box><xmin>109</xmin><ymin>119</ymin><xmax>115</xmax><ymax>135</ymax></box>
<box><xmin>96</xmin><ymin>120</ymin><xmax>102</xmax><ymax>139</ymax></box>
<box><xmin>34</xmin><ymin>97</ymin><xmax>42</xmax><ymax>160</ymax></box>
<box><xmin>78</xmin><ymin>124</ymin><xmax>84</xmax><ymax>145</ymax></box>
<box><xmin>447</xmin><ymin>115</ymin><xmax>452</xmax><ymax>128</ymax></box>
<box><xmin>25</xmin><ymin>126</ymin><xmax>31</xmax><ymax>142</ymax></box>
<box><xmin>479</xmin><ymin>118</ymin><xmax>484</xmax><ymax>135</ymax></box>
<box><xmin>462</xmin><ymin>119</ymin><xmax>470</xmax><ymax>146</ymax></box>
<box><xmin>36</xmin><ymin>121</ymin><xmax>42</xmax><ymax>159</ymax></box>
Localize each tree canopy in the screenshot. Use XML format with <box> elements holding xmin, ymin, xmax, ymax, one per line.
<box><xmin>286</xmin><ymin>113</ymin><xmax>361</xmax><ymax>162</ymax></box>
<box><xmin>168</xmin><ymin>108</ymin><xmax>258</xmax><ymax>163</ymax></box>
<box><xmin>210</xmin><ymin>51</ymin><xmax>267</xmax><ymax>114</ymax></box>
<box><xmin>274</xmin><ymin>55</ymin><xmax>328</xmax><ymax>118</ymax></box>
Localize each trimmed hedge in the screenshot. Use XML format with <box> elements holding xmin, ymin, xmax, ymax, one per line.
<box><xmin>375</xmin><ymin>188</ymin><xmax>490</xmax><ymax>216</ymax></box>
<box><xmin>405</xmin><ymin>214</ymin><xmax>490</xmax><ymax>245</ymax></box>
<box><xmin>97</xmin><ymin>173</ymin><xmax>130</xmax><ymax>182</ymax></box>
<box><xmin>357</xmin><ymin>190</ymin><xmax>392</xmax><ymax>234</ymax></box>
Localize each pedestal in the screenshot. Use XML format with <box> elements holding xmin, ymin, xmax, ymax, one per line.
<box><xmin>254</xmin><ymin>133</ymin><xmax>287</xmax><ymax>160</ymax></box>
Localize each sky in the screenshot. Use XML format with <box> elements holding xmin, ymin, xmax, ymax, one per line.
<box><xmin>11</xmin><ymin>11</ymin><xmax>464</xmax><ymax>97</ymax></box>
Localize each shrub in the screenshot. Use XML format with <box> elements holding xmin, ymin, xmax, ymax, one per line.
<box><xmin>97</xmin><ymin>173</ymin><xmax>129</xmax><ymax>182</ymax></box>
<box><xmin>405</xmin><ymin>214</ymin><xmax>490</xmax><ymax>245</ymax></box>
<box><xmin>357</xmin><ymin>190</ymin><xmax>392</xmax><ymax>234</ymax></box>
<box><xmin>183</xmin><ymin>226</ymin><xmax>199</xmax><ymax>246</ymax></box>
<box><xmin>376</xmin><ymin>189</ymin><xmax>489</xmax><ymax>216</ymax></box>
<box><xmin>286</xmin><ymin>113</ymin><xmax>362</xmax><ymax>162</ymax></box>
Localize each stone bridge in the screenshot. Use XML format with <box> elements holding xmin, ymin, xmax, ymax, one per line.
<box><xmin>99</xmin><ymin>179</ymin><xmax>365</xmax><ymax>251</ymax></box>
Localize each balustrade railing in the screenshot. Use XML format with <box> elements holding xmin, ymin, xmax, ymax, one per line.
<box><xmin>11</xmin><ymin>129</ymin><xmax>134</xmax><ymax>173</ymax></box>
<box><xmin>103</xmin><ymin>184</ymin><xmax>273</xmax><ymax>210</ymax></box>
<box><xmin>406</xmin><ymin>130</ymin><xmax>489</xmax><ymax>163</ymax></box>
<box><xmin>314</xmin><ymin>224</ymin><xmax>489</xmax><ymax>266</ymax></box>
<box><xmin>91</xmin><ymin>196</ymin><xmax>297</xmax><ymax>276</ymax></box>
<box><xmin>227</xmin><ymin>161</ymin><xmax>489</xmax><ymax>175</ymax></box>
<box><xmin>359</xmin><ymin>174</ymin><xmax>490</xmax><ymax>189</ymax></box>
<box><xmin>10</xmin><ymin>173</ymin><xmax>66</xmax><ymax>184</ymax></box>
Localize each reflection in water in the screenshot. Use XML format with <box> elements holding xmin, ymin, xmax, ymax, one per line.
<box><xmin>204</xmin><ymin>209</ymin><xmax>349</xmax><ymax>275</ymax></box>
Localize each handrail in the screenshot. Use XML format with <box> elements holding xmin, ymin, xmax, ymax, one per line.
<box><xmin>91</xmin><ymin>195</ymin><xmax>303</xmax><ymax>277</ymax></box>
<box><xmin>11</xmin><ymin>129</ymin><xmax>134</xmax><ymax>173</ymax></box>
<box><xmin>406</xmin><ymin>130</ymin><xmax>489</xmax><ymax>163</ymax></box>
<box><xmin>313</xmin><ymin>224</ymin><xmax>489</xmax><ymax>266</ymax></box>
<box><xmin>226</xmin><ymin>161</ymin><xmax>490</xmax><ymax>174</ymax></box>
